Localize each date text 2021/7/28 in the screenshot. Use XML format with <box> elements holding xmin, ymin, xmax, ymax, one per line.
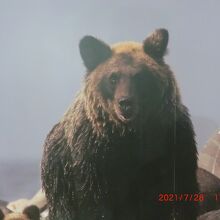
<box><xmin>158</xmin><ymin>193</ymin><xmax>205</xmax><ymax>202</ymax></box>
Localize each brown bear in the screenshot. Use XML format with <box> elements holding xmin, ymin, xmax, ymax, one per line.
<box><xmin>41</xmin><ymin>29</ymin><xmax>199</xmax><ymax>220</ymax></box>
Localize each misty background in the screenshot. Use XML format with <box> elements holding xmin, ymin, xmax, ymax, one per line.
<box><xmin>0</xmin><ymin>0</ymin><xmax>219</xmax><ymax>201</ymax></box>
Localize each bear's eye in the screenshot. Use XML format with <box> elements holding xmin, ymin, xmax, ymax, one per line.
<box><xmin>109</xmin><ymin>73</ymin><xmax>119</xmax><ymax>86</ymax></box>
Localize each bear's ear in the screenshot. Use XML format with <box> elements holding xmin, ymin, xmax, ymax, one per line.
<box><xmin>79</xmin><ymin>36</ymin><xmax>112</xmax><ymax>71</ymax></box>
<box><xmin>0</xmin><ymin>209</ymin><xmax>4</xmax><ymax>220</ymax></box>
<box><xmin>143</xmin><ymin>29</ymin><xmax>169</xmax><ymax>59</ymax></box>
<box><xmin>23</xmin><ymin>205</ymin><xmax>40</xmax><ymax>220</ymax></box>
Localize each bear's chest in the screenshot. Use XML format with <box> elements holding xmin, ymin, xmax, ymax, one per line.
<box><xmin>96</xmin><ymin>133</ymin><xmax>170</xmax><ymax>184</ymax></box>
<box><xmin>102</xmin><ymin>132</ymin><xmax>168</xmax><ymax>168</ymax></box>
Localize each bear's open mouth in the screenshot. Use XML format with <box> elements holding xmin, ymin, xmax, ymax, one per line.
<box><xmin>118</xmin><ymin>114</ymin><xmax>135</xmax><ymax>123</ymax></box>
<box><xmin>115</xmin><ymin>106</ymin><xmax>136</xmax><ymax>123</ymax></box>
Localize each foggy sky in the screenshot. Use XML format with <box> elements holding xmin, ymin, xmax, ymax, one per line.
<box><xmin>0</xmin><ymin>0</ymin><xmax>219</xmax><ymax>161</ymax></box>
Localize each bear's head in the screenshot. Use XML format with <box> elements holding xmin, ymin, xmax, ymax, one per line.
<box><xmin>79</xmin><ymin>29</ymin><xmax>180</xmax><ymax>133</ymax></box>
<box><xmin>0</xmin><ymin>206</ymin><xmax>40</xmax><ymax>220</ymax></box>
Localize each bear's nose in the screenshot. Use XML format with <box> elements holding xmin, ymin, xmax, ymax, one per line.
<box><xmin>118</xmin><ymin>97</ymin><xmax>133</xmax><ymax>112</ymax></box>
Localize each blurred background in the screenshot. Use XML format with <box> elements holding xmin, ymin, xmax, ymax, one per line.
<box><xmin>0</xmin><ymin>0</ymin><xmax>219</xmax><ymax>201</ymax></box>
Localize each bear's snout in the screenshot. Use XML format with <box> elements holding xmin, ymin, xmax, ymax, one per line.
<box><xmin>118</xmin><ymin>97</ymin><xmax>133</xmax><ymax>115</ymax></box>
<box><xmin>115</xmin><ymin>96</ymin><xmax>137</xmax><ymax>123</ymax></box>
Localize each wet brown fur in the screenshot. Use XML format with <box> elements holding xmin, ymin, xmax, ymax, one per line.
<box><xmin>41</xmin><ymin>29</ymin><xmax>198</xmax><ymax>220</ymax></box>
